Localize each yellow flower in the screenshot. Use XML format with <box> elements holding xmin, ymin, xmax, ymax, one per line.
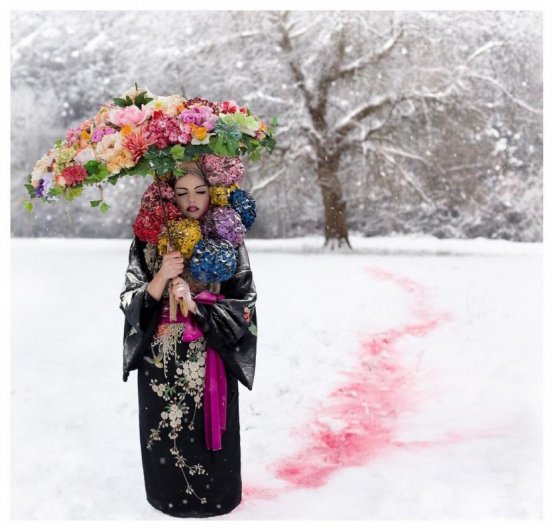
<box><xmin>120</xmin><ymin>124</ymin><xmax>133</xmax><ymax>137</ymax></box>
<box><xmin>192</xmin><ymin>125</ymin><xmax>208</xmax><ymax>141</ymax></box>
<box><xmin>157</xmin><ymin>219</ymin><xmax>202</xmax><ymax>259</ymax></box>
<box><xmin>209</xmin><ymin>183</ymin><xmax>239</xmax><ymax>206</ymax></box>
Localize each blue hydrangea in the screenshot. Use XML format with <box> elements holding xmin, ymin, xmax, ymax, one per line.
<box><xmin>228</xmin><ymin>189</ymin><xmax>256</xmax><ymax>230</ymax></box>
<box><xmin>189</xmin><ymin>238</ymin><xmax>238</xmax><ymax>283</ymax></box>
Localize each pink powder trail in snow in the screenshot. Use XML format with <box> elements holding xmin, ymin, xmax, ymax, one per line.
<box><xmin>241</xmin><ymin>266</ymin><xmax>497</xmax><ymax>504</ymax></box>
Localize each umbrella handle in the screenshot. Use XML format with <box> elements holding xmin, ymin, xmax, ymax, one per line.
<box><xmin>167</xmin><ymin>242</ymin><xmax>188</xmax><ymax>321</ymax></box>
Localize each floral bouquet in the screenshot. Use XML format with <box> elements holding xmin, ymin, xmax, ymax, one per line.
<box><xmin>133</xmin><ymin>155</ymin><xmax>257</xmax><ymax>319</ymax></box>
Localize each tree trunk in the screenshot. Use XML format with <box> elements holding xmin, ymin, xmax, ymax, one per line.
<box><xmin>317</xmin><ymin>152</ymin><xmax>353</xmax><ymax>250</ymax></box>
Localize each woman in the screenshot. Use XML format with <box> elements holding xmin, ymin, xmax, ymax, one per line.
<box><xmin>119</xmin><ymin>160</ymin><xmax>258</xmax><ymax>518</ymax></box>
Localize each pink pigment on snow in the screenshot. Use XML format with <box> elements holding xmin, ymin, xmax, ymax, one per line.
<box><xmin>241</xmin><ymin>266</ymin><xmax>493</xmax><ymax>503</ymax></box>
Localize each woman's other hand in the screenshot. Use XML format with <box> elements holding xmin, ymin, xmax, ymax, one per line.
<box><xmin>159</xmin><ymin>250</ymin><xmax>184</xmax><ymax>281</ymax></box>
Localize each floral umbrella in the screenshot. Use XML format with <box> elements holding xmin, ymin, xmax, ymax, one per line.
<box><xmin>24</xmin><ymin>84</ymin><xmax>278</xmax><ymax>319</ymax></box>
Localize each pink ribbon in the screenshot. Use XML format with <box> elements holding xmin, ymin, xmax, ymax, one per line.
<box><xmin>158</xmin><ymin>290</ymin><xmax>227</xmax><ymax>451</ymax></box>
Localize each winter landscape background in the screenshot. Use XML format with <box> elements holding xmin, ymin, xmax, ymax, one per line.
<box><xmin>11</xmin><ymin>236</ymin><xmax>542</xmax><ymax>519</ymax></box>
<box><xmin>11</xmin><ymin>10</ymin><xmax>542</xmax><ymax>242</ymax></box>
<box><xmin>10</xmin><ymin>8</ymin><xmax>543</xmax><ymax>521</ymax></box>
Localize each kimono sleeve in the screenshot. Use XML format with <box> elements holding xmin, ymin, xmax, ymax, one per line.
<box><xmin>119</xmin><ymin>236</ymin><xmax>164</xmax><ymax>382</ymax></box>
<box><xmin>192</xmin><ymin>242</ymin><xmax>258</xmax><ymax>390</ymax></box>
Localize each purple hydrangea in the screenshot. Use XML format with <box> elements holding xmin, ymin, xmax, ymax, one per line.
<box><xmin>200</xmin><ymin>206</ymin><xmax>245</xmax><ymax>247</ymax></box>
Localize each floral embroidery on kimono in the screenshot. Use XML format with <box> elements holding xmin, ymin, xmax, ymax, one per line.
<box><xmin>143</xmin><ymin>318</ymin><xmax>209</xmax><ymax>504</ymax></box>
<box><xmin>244</xmin><ymin>301</ymin><xmax>257</xmax><ymax>336</ymax></box>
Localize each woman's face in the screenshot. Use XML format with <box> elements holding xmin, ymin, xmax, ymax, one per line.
<box><xmin>173</xmin><ymin>172</ymin><xmax>210</xmax><ymax>219</ymax></box>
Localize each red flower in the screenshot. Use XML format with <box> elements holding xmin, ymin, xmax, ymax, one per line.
<box><xmin>221</xmin><ymin>100</ymin><xmax>248</xmax><ymax>114</ymax></box>
<box><xmin>243</xmin><ymin>306</ymin><xmax>251</xmax><ymax>323</ymax></box>
<box><xmin>132</xmin><ymin>202</ymin><xmax>182</xmax><ymax>244</ymax></box>
<box><xmin>144</xmin><ymin>112</ymin><xmax>183</xmax><ymax>149</ymax></box>
<box><xmin>61</xmin><ymin>164</ymin><xmax>88</xmax><ymax>186</ymax></box>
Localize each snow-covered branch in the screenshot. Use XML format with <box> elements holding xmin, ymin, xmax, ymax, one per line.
<box><xmin>249</xmin><ymin>167</ymin><xmax>287</xmax><ymax>195</ymax></box>
<box><xmin>337</xmin><ymin>28</ymin><xmax>403</xmax><ymax>79</ymax></box>
<box><xmin>464</xmin><ymin>73</ymin><xmax>542</xmax><ymax>114</ymax></box>
<box><xmin>377</xmin><ymin>146</ymin><xmax>436</xmax><ymax>206</ymax></box>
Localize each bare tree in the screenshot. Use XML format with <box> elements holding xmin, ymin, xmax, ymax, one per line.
<box><xmin>266</xmin><ymin>10</ymin><xmax>541</xmax><ymax>249</ymax></box>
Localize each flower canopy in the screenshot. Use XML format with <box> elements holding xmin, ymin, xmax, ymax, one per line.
<box><xmin>24</xmin><ymin>85</ymin><xmax>278</xmax><ymax>213</ymax></box>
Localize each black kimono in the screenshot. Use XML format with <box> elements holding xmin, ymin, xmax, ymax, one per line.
<box><xmin>119</xmin><ymin>236</ymin><xmax>258</xmax><ymax>518</ymax></box>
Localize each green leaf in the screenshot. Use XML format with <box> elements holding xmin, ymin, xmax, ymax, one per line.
<box><xmin>113</xmin><ymin>95</ymin><xmax>134</xmax><ymax>107</ymax></box>
<box><xmin>48</xmin><ymin>185</ymin><xmax>64</xmax><ymax>197</ymax></box>
<box><xmin>107</xmin><ymin>174</ymin><xmax>121</xmax><ymax>185</ymax></box>
<box><xmin>170</xmin><ymin>144</ymin><xmax>185</xmax><ymax>160</ymax></box>
<box><xmin>134</xmin><ymin>91</ymin><xmax>154</xmax><ymax>108</ymax></box>
<box><xmin>84</xmin><ymin>160</ymin><xmax>101</xmax><ymax>174</ymax></box>
<box><xmin>24</xmin><ymin>183</ymin><xmax>36</xmax><ymax>198</ymax></box>
<box><xmin>65</xmin><ymin>186</ymin><xmax>84</xmax><ymax>201</ymax></box>
<box><xmin>125</xmin><ymin>158</ymin><xmax>155</xmax><ymax>177</ymax></box>
<box><xmin>90</xmin><ymin>200</ymin><xmax>102</xmax><ymax>207</ymax></box>
<box><xmin>23</xmin><ymin>201</ymin><xmax>33</xmax><ymax>212</ymax></box>
<box><xmin>100</xmin><ymin>202</ymin><xmax>110</xmax><ymax>213</ymax></box>
<box><xmin>184</xmin><ymin>143</ymin><xmax>211</xmax><ymax>158</ymax></box>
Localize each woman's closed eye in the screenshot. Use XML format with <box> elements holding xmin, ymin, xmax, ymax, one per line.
<box><xmin>177</xmin><ymin>192</ymin><xmax>206</xmax><ymax>196</ymax></box>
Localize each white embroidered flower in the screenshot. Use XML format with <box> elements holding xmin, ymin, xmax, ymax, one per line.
<box><xmin>170</xmin><ymin>418</ymin><xmax>182</xmax><ymax>428</ymax></box>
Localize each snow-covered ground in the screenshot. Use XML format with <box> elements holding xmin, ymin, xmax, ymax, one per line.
<box><xmin>10</xmin><ymin>235</ymin><xmax>542</xmax><ymax>519</ymax></box>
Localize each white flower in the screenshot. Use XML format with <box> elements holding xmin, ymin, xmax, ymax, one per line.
<box><xmin>148</xmin><ymin>94</ymin><xmax>186</xmax><ymax>117</ymax></box>
<box><xmin>74</xmin><ymin>146</ymin><xmax>96</xmax><ymax>166</ymax></box>
<box><xmin>119</xmin><ymin>86</ymin><xmax>155</xmax><ymax>101</ymax></box>
<box><xmin>31</xmin><ymin>153</ymin><xmax>54</xmax><ymax>185</ymax></box>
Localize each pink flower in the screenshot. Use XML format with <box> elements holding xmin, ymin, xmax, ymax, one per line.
<box><xmin>200</xmin><ymin>154</ymin><xmax>244</xmax><ymax>186</ymax></box>
<box><xmin>65</xmin><ymin>127</ymin><xmax>81</xmax><ymax>145</ymax></box>
<box><xmin>91</xmin><ymin>127</ymin><xmax>116</xmax><ymax>143</ymax></box>
<box><xmin>145</xmin><ymin>111</ymin><xmax>191</xmax><ymax>149</ymax></box>
<box><xmin>179</xmin><ymin>105</ymin><xmax>214</xmax><ymax>128</ymax></box>
<box><xmin>108</xmin><ymin>105</ymin><xmax>150</xmax><ymax>127</ymax></box>
<box><xmin>61</xmin><ymin>164</ymin><xmax>88</xmax><ymax>186</ymax></box>
<box><xmin>123</xmin><ymin>127</ymin><xmax>158</xmax><ymax>162</ymax></box>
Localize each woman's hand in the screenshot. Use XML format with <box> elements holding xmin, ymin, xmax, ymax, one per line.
<box><xmin>171</xmin><ymin>276</ymin><xmax>193</xmax><ymax>303</ymax></box>
<box><xmin>158</xmin><ymin>250</ymin><xmax>184</xmax><ymax>281</ymax></box>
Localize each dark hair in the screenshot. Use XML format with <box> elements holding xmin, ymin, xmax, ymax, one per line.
<box><xmin>167</xmin><ymin>161</ymin><xmax>209</xmax><ymax>189</ymax></box>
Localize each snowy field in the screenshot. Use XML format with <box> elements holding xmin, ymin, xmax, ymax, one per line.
<box><xmin>10</xmin><ymin>235</ymin><xmax>542</xmax><ymax>519</ymax></box>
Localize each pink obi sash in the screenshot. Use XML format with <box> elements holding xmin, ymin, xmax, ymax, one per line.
<box><xmin>158</xmin><ymin>290</ymin><xmax>227</xmax><ymax>452</ymax></box>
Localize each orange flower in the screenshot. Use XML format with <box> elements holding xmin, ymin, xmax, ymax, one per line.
<box><xmin>192</xmin><ymin>125</ymin><xmax>208</xmax><ymax>141</ymax></box>
<box><xmin>120</xmin><ymin>124</ymin><xmax>133</xmax><ymax>137</ymax></box>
